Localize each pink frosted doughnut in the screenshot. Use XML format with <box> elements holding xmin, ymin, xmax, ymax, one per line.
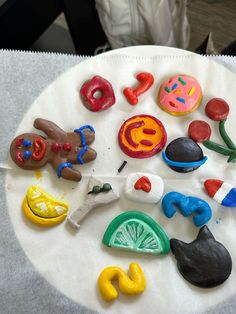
<box><xmin>157</xmin><ymin>74</ymin><xmax>203</xmax><ymax>116</ymax></box>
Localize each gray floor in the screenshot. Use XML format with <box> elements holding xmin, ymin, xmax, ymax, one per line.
<box><xmin>32</xmin><ymin>2</ymin><xmax>236</xmax><ymax>55</ymax></box>
<box><xmin>187</xmin><ymin>0</ymin><xmax>236</xmax><ymax>52</ymax></box>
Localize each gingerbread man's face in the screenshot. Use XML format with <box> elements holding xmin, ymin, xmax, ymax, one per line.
<box><xmin>10</xmin><ymin>133</ymin><xmax>50</xmax><ymax>169</ymax></box>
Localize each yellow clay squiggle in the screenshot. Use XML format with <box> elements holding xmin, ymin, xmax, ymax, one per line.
<box><xmin>98</xmin><ymin>262</ymin><xmax>146</xmax><ymax>301</ymax></box>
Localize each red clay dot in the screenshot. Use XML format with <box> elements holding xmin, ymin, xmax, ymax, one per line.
<box><xmin>63</xmin><ymin>143</ymin><xmax>72</xmax><ymax>151</ymax></box>
<box><xmin>205</xmin><ymin>98</ymin><xmax>229</xmax><ymax>121</ymax></box>
<box><xmin>188</xmin><ymin>120</ymin><xmax>211</xmax><ymax>142</ymax></box>
<box><xmin>51</xmin><ymin>143</ymin><xmax>61</xmax><ymax>153</ymax></box>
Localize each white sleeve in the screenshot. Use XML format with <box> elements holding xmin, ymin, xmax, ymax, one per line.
<box><xmin>95</xmin><ymin>0</ymin><xmax>190</xmax><ymax>49</ymax></box>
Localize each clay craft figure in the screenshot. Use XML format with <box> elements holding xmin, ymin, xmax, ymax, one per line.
<box><xmin>157</xmin><ymin>74</ymin><xmax>203</xmax><ymax>116</ymax></box>
<box><xmin>162</xmin><ymin>137</ymin><xmax>207</xmax><ymax>173</ymax></box>
<box><xmin>103</xmin><ymin>211</ymin><xmax>170</xmax><ymax>255</ymax></box>
<box><xmin>124</xmin><ymin>172</ymin><xmax>164</xmax><ymax>203</ymax></box>
<box><xmin>98</xmin><ymin>262</ymin><xmax>146</xmax><ymax>301</ymax></box>
<box><xmin>204</xmin><ymin>179</ymin><xmax>236</xmax><ymax>207</ymax></box>
<box><xmin>171</xmin><ymin>225</ymin><xmax>232</xmax><ymax>288</ymax></box>
<box><xmin>67</xmin><ymin>177</ymin><xmax>120</xmax><ymax>230</ymax></box>
<box><xmin>188</xmin><ymin>98</ymin><xmax>236</xmax><ymax>163</ymax></box>
<box><xmin>118</xmin><ymin>114</ymin><xmax>167</xmax><ymax>158</ymax></box>
<box><xmin>123</xmin><ymin>72</ymin><xmax>154</xmax><ymax>105</ymax></box>
<box><xmin>80</xmin><ymin>75</ymin><xmax>116</xmax><ymax>112</ymax></box>
<box><xmin>10</xmin><ymin>118</ymin><xmax>97</xmax><ymax>181</ymax></box>
<box><xmin>162</xmin><ymin>192</ymin><xmax>212</xmax><ymax>227</ymax></box>
<box><xmin>205</xmin><ymin>97</ymin><xmax>230</xmax><ymax>121</ymax></box>
<box><xmin>188</xmin><ymin>120</ymin><xmax>211</xmax><ymax>143</ymax></box>
<box><xmin>22</xmin><ymin>185</ymin><xmax>69</xmax><ymax>226</ymax></box>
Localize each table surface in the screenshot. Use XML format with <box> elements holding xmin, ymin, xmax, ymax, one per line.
<box><xmin>1</xmin><ymin>49</ymin><xmax>236</xmax><ymax>314</ymax></box>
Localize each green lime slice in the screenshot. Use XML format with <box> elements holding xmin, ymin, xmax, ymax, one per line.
<box><xmin>103</xmin><ymin>211</ymin><xmax>170</xmax><ymax>255</ymax></box>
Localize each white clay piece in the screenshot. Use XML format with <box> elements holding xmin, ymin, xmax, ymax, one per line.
<box><xmin>124</xmin><ymin>173</ymin><xmax>164</xmax><ymax>204</ymax></box>
<box><xmin>67</xmin><ymin>177</ymin><xmax>120</xmax><ymax>230</ymax></box>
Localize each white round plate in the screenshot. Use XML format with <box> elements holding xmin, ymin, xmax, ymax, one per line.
<box><xmin>5</xmin><ymin>46</ymin><xmax>236</xmax><ymax>314</ymax></box>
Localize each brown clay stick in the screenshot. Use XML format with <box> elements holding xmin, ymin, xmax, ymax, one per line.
<box><xmin>34</xmin><ymin>118</ymin><xmax>66</xmax><ymax>140</ymax></box>
<box><xmin>52</xmin><ymin>157</ymin><xmax>82</xmax><ymax>182</ymax></box>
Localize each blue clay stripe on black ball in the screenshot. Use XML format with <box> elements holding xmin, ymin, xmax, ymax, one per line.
<box><xmin>162</xmin><ymin>151</ymin><xmax>207</xmax><ymax>168</ymax></box>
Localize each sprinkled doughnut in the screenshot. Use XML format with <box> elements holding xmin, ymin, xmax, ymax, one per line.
<box><xmin>157</xmin><ymin>74</ymin><xmax>203</xmax><ymax>116</ymax></box>
<box><xmin>80</xmin><ymin>75</ymin><xmax>116</xmax><ymax>112</ymax></box>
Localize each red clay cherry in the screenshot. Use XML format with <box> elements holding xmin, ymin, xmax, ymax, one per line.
<box><xmin>188</xmin><ymin>120</ymin><xmax>211</xmax><ymax>142</ymax></box>
<box><xmin>205</xmin><ymin>98</ymin><xmax>229</xmax><ymax>121</ymax></box>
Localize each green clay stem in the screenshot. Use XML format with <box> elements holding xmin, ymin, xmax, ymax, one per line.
<box><xmin>227</xmin><ymin>152</ymin><xmax>236</xmax><ymax>163</ymax></box>
<box><xmin>203</xmin><ymin>140</ymin><xmax>234</xmax><ymax>156</ymax></box>
<box><xmin>219</xmin><ymin>119</ymin><xmax>236</xmax><ymax>150</ymax></box>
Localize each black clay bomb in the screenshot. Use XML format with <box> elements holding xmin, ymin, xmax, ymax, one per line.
<box><xmin>170</xmin><ymin>225</ymin><xmax>232</xmax><ymax>288</ymax></box>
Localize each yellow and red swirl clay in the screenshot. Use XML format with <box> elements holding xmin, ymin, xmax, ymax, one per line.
<box><xmin>118</xmin><ymin>114</ymin><xmax>167</xmax><ymax>158</ymax></box>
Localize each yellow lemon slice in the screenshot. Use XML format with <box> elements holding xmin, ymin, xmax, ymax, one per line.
<box><xmin>23</xmin><ymin>185</ymin><xmax>69</xmax><ymax>227</ymax></box>
<box><xmin>26</xmin><ymin>185</ymin><xmax>68</xmax><ymax>218</ymax></box>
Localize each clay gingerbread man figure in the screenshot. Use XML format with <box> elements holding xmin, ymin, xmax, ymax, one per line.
<box><xmin>10</xmin><ymin>118</ymin><xmax>97</xmax><ymax>181</ymax></box>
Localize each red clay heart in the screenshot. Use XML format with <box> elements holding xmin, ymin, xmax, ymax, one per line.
<box><xmin>134</xmin><ymin>176</ymin><xmax>152</xmax><ymax>193</ymax></box>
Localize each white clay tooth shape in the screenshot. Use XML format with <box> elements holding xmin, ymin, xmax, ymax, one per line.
<box><xmin>32</xmin><ymin>189</ymin><xmax>41</xmax><ymax>199</ymax></box>
<box><xmin>36</xmin><ymin>202</ymin><xmax>48</xmax><ymax>212</ymax></box>
<box><xmin>124</xmin><ymin>173</ymin><xmax>164</xmax><ymax>204</ymax></box>
<box><xmin>67</xmin><ymin>177</ymin><xmax>120</xmax><ymax>230</ymax></box>
<box><xmin>55</xmin><ymin>205</ymin><xmax>67</xmax><ymax>214</ymax></box>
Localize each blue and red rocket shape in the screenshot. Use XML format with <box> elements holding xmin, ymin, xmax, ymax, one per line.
<box><xmin>204</xmin><ymin>179</ymin><xmax>236</xmax><ymax>207</ymax></box>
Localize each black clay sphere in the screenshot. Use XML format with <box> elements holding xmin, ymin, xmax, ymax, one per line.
<box><xmin>162</xmin><ymin>137</ymin><xmax>207</xmax><ymax>173</ymax></box>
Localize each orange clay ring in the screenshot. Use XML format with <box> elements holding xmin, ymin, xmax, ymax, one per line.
<box><xmin>118</xmin><ymin>114</ymin><xmax>167</xmax><ymax>158</ymax></box>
